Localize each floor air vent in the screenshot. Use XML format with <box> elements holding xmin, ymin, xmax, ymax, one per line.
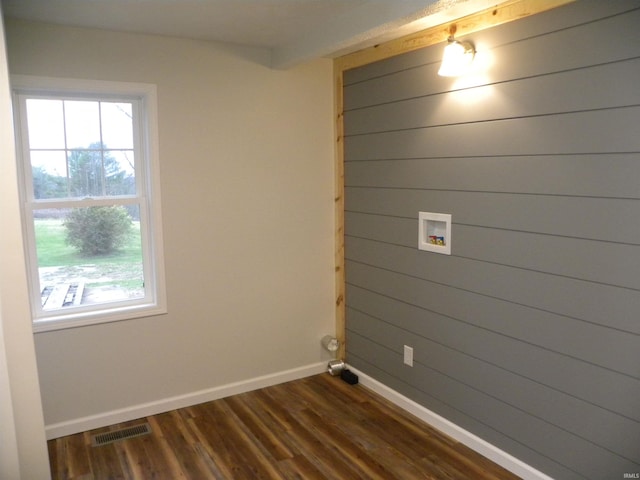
<box><xmin>91</xmin><ymin>423</ymin><xmax>152</xmax><ymax>447</ymax></box>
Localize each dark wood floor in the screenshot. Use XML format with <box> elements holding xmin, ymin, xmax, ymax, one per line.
<box><xmin>48</xmin><ymin>373</ymin><xmax>521</xmax><ymax>479</ymax></box>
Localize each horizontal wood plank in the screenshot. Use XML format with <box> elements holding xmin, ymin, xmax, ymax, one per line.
<box><xmin>345</xmin><ymin>154</ymin><xmax>640</xmax><ymax>199</ymax></box>
<box><xmin>345</xmin><ymin>106</ymin><xmax>640</xmax><ymax>160</ymax></box>
<box><xmin>345</xmin><ymin>58</ymin><xmax>640</xmax><ymax>136</ymax></box>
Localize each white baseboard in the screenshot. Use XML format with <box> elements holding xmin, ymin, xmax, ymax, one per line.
<box><xmin>348</xmin><ymin>366</ymin><xmax>554</xmax><ymax>480</ymax></box>
<box><xmin>45</xmin><ymin>361</ymin><xmax>327</xmax><ymax>440</ymax></box>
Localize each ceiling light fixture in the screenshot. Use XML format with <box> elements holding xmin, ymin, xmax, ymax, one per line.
<box><xmin>438</xmin><ymin>35</ymin><xmax>475</xmax><ymax>77</ymax></box>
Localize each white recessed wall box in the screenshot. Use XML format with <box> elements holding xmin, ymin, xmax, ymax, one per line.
<box><xmin>418</xmin><ymin>212</ymin><xmax>452</xmax><ymax>255</ymax></box>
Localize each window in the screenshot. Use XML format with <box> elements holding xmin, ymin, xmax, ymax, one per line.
<box><xmin>12</xmin><ymin>76</ymin><xmax>166</xmax><ymax>332</ymax></box>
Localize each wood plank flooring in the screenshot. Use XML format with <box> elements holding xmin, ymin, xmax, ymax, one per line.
<box><xmin>48</xmin><ymin>374</ymin><xmax>521</xmax><ymax>479</ymax></box>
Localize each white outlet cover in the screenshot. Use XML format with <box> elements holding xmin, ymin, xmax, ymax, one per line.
<box><xmin>403</xmin><ymin>345</ymin><xmax>413</xmax><ymax>366</ymax></box>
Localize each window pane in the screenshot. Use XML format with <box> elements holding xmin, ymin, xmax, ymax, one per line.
<box><xmin>35</xmin><ymin>205</ymin><xmax>144</xmax><ymax>311</ymax></box>
<box><xmin>26</xmin><ymin>99</ymin><xmax>65</xmax><ymax>149</ymax></box>
<box><xmin>30</xmin><ymin>150</ymin><xmax>68</xmax><ymax>199</ymax></box>
<box><xmin>101</xmin><ymin>102</ymin><xmax>133</xmax><ymax>149</ymax></box>
<box><xmin>67</xmin><ymin>149</ymin><xmax>104</xmax><ymax>197</ymax></box>
<box><xmin>64</xmin><ymin>100</ymin><xmax>101</xmax><ymax>149</ymax></box>
<box><xmin>105</xmin><ymin>150</ymin><xmax>136</xmax><ymax>196</ymax></box>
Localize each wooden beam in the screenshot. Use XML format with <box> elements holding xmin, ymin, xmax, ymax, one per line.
<box><xmin>332</xmin><ymin>0</ymin><xmax>575</xmax><ymax>362</ymax></box>
<box><xmin>335</xmin><ymin>0</ymin><xmax>575</xmax><ymax>72</ymax></box>
<box><xmin>334</xmin><ymin>61</ymin><xmax>346</xmax><ymax>361</ymax></box>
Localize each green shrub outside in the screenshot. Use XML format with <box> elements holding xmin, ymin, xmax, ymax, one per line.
<box><xmin>64</xmin><ymin>206</ymin><xmax>132</xmax><ymax>255</ymax></box>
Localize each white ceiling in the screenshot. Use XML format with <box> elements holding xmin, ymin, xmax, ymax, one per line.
<box><xmin>0</xmin><ymin>0</ymin><xmax>498</xmax><ymax>68</ymax></box>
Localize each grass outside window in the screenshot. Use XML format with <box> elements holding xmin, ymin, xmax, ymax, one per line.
<box><xmin>35</xmin><ymin>215</ymin><xmax>145</xmax><ymax>306</ymax></box>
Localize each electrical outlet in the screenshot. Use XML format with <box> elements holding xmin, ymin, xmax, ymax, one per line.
<box><xmin>403</xmin><ymin>345</ymin><xmax>413</xmax><ymax>366</ymax></box>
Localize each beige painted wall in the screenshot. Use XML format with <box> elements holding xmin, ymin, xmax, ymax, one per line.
<box><xmin>0</xmin><ymin>12</ymin><xmax>50</xmax><ymax>480</ymax></box>
<box><xmin>4</xmin><ymin>18</ymin><xmax>335</xmax><ymax>427</ymax></box>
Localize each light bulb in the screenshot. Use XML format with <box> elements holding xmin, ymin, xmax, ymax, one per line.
<box><xmin>438</xmin><ymin>39</ymin><xmax>475</xmax><ymax>77</ymax></box>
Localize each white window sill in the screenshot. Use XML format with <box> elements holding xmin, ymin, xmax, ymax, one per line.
<box><xmin>33</xmin><ymin>302</ymin><xmax>167</xmax><ymax>333</ymax></box>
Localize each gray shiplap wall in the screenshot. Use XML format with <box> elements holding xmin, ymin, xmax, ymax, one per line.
<box><xmin>343</xmin><ymin>2</ymin><xmax>640</xmax><ymax>479</ymax></box>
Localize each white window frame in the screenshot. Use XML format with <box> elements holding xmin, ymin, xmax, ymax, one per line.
<box><xmin>12</xmin><ymin>75</ymin><xmax>166</xmax><ymax>332</ymax></box>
